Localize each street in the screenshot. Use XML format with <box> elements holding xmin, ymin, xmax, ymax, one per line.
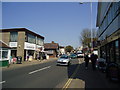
<box><xmin>1</xmin><ymin>58</ymin><xmax>120</xmax><ymax>89</ymax></box>
<box><xmin>2</xmin><ymin>59</ymin><xmax>78</xmax><ymax>88</ymax></box>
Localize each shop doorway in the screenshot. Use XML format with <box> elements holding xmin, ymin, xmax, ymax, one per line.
<box><xmin>11</xmin><ymin>50</ymin><xmax>17</xmax><ymax>58</ymax></box>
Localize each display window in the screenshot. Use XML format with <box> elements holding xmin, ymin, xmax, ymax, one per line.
<box><xmin>0</xmin><ymin>50</ymin><xmax>9</xmax><ymax>61</ymax></box>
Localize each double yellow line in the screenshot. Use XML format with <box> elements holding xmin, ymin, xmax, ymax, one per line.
<box><xmin>62</xmin><ymin>59</ymin><xmax>81</xmax><ymax>90</ymax></box>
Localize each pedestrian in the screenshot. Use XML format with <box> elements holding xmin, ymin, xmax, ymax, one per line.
<box><xmin>90</xmin><ymin>53</ymin><xmax>98</xmax><ymax>70</ymax></box>
<box><xmin>84</xmin><ymin>53</ymin><xmax>89</xmax><ymax>69</ymax></box>
<box><xmin>8</xmin><ymin>56</ymin><xmax>12</xmax><ymax>67</ymax></box>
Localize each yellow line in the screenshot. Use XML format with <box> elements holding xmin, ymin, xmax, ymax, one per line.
<box><xmin>62</xmin><ymin>59</ymin><xmax>81</xmax><ymax>90</ymax></box>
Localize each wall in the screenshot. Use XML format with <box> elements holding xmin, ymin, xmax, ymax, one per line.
<box><xmin>17</xmin><ymin>31</ymin><xmax>25</xmax><ymax>61</ymax></box>
<box><xmin>0</xmin><ymin>32</ymin><xmax>10</xmax><ymax>45</ymax></box>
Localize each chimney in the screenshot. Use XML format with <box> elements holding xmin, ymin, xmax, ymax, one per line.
<box><xmin>52</xmin><ymin>41</ymin><xmax>55</xmax><ymax>43</ymax></box>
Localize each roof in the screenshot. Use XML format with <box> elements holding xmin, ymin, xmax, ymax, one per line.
<box><xmin>44</xmin><ymin>42</ymin><xmax>59</xmax><ymax>49</ymax></box>
<box><xmin>59</xmin><ymin>46</ymin><xmax>64</xmax><ymax>48</ymax></box>
<box><xmin>0</xmin><ymin>28</ymin><xmax>44</xmax><ymax>39</ymax></box>
<box><xmin>0</xmin><ymin>41</ymin><xmax>11</xmax><ymax>48</ymax></box>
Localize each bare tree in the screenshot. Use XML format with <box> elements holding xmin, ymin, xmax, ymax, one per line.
<box><xmin>80</xmin><ymin>28</ymin><xmax>97</xmax><ymax>48</ymax></box>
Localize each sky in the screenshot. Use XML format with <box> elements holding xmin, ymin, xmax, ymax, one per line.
<box><xmin>2</xmin><ymin>2</ymin><xmax>98</xmax><ymax>48</ymax></box>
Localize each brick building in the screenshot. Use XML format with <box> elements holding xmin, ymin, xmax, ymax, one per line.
<box><xmin>0</xmin><ymin>28</ymin><xmax>44</xmax><ymax>61</ymax></box>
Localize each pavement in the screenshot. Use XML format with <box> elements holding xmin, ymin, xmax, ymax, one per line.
<box><xmin>63</xmin><ymin>58</ymin><xmax>120</xmax><ymax>89</ymax></box>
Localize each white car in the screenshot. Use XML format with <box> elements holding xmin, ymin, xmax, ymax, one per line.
<box><xmin>57</xmin><ymin>55</ymin><xmax>70</xmax><ymax>66</ymax></box>
<box><xmin>77</xmin><ymin>52</ymin><xmax>84</xmax><ymax>58</ymax></box>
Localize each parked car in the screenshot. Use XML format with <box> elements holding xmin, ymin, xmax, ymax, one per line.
<box><xmin>69</xmin><ymin>54</ymin><xmax>77</xmax><ymax>59</ymax></box>
<box><xmin>77</xmin><ymin>52</ymin><xmax>84</xmax><ymax>58</ymax></box>
<box><xmin>57</xmin><ymin>55</ymin><xmax>71</xmax><ymax>66</ymax></box>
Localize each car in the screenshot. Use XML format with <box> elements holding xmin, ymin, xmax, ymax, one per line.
<box><xmin>77</xmin><ymin>52</ymin><xmax>84</xmax><ymax>58</ymax></box>
<box><xmin>57</xmin><ymin>55</ymin><xmax>71</xmax><ymax>66</ymax></box>
<box><xmin>69</xmin><ymin>54</ymin><xmax>77</xmax><ymax>59</ymax></box>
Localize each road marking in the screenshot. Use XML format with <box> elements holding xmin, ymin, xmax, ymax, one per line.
<box><xmin>62</xmin><ymin>59</ymin><xmax>81</xmax><ymax>90</ymax></box>
<box><xmin>0</xmin><ymin>81</ymin><xmax>6</xmax><ymax>84</ymax></box>
<box><xmin>29</xmin><ymin>66</ymin><xmax>51</xmax><ymax>75</ymax></box>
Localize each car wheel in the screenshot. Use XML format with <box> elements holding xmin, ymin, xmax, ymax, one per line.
<box><xmin>67</xmin><ymin>62</ymin><xmax>70</xmax><ymax>66</ymax></box>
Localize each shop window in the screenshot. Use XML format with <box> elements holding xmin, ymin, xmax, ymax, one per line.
<box><xmin>109</xmin><ymin>42</ymin><xmax>115</xmax><ymax>62</ymax></box>
<box><xmin>106</xmin><ymin>44</ymin><xmax>110</xmax><ymax>62</ymax></box>
<box><xmin>0</xmin><ymin>51</ymin><xmax>1</xmax><ymax>59</ymax></box>
<box><xmin>2</xmin><ymin>50</ymin><xmax>8</xmax><ymax>59</ymax></box>
<box><xmin>115</xmin><ymin>40</ymin><xmax>120</xmax><ymax>65</ymax></box>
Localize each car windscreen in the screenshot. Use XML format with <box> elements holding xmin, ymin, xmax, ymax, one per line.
<box><xmin>77</xmin><ymin>53</ymin><xmax>83</xmax><ymax>54</ymax></box>
<box><xmin>60</xmin><ymin>56</ymin><xmax>68</xmax><ymax>59</ymax></box>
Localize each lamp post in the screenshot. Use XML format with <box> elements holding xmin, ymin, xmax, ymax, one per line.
<box><xmin>80</xmin><ymin>1</ymin><xmax>93</xmax><ymax>52</ymax></box>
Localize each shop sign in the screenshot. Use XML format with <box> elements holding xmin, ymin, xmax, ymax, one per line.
<box><xmin>9</xmin><ymin>42</ymin><xmax>17</xmax><ymax>47</ymax></box>
<box><xmin>24</xmin><ymin>42</ymin><xmax>36</xmax><ymax>50</ymax></box>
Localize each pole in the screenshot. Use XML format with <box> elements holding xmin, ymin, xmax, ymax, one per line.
<box><xmin>90</xmin><ymin>1</ymin><xmax>93</xmax><ymax>52</ymax></box>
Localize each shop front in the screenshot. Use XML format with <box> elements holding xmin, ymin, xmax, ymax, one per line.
<box><xmin>24</xmin><ymin>42</ymin><xmax>44</xmax><ymax>61</ymax></box>
<box><xmin>0</xmin><ymin>41</ymin><xmax>11</xmax><ymax>67</ymax></box>
<box><xmin>100</xmin><ymin>36</ymin><xmax>120</xmax><ymax>81</ymax></box>
<box><xmin>24</xmin><ymin>42</ymin><xmax>36</xmax><ymax>61</ymax></box>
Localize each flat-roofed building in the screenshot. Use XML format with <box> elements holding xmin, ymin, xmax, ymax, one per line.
<box><xmin>96</xmin><ymin>2</ymin><xmax>120</xmax><ymax>64</ymax></box>
<box><xmin>0</xmin><ymin>28</ymin><xmax>44</xmax><ymax>61</ymax></box>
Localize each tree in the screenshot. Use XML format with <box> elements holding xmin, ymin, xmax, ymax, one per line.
<box><xmin>65</xmin><ymin>45</ymin><xmax>73</xmax><ymax>53</ymax></box>
<box><xmin>80</xmin><ymin>28</ymin><xmax>97</xmax><ymax>48</ymax></box>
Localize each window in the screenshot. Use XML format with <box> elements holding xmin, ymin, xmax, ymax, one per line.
<box><xmin>100</xmin><ymin>46</ymin><xmax>106</xmax><ymax>59</ymax></box>
<box><xmin>0</xmin><ymin>51</ymin><xmax>1</xmax><ymax>59</ymax></box>
<box><xmin>27</xmin><ymin>34</ymin><xmax>36</xmax><ymax>44</ymax></box>
<box><xmin>99</xmin><ymin>2</ymin><xmax>120</xmax><ymax>34</ymax></box>
<box><xmin>115</xmin><ymin>40</ymin><xmax>120</xmax><ymax>65</ymax></box>
<box><xmin>2</xmin><ymin>51</ymin><xmax>8</xmax><ymax>59</ymax></box>
<box><xmin>106</xmin><ymin>44</ymin><xmax>110</xmax><ymax>63</ymax></box>
<box><xmin>37</xmin><ymin>37</ymin><xmax>44</xmax><ymax>45</ymax></box>
<box><xmin>10</xmin><ymin>32</ymin><xmax>18</xmax><ymax>42</ymax></box>
<box><xmin>109</xmin><ymin>42</ymin><xmax>115</xmax><ymax>62</ymax></box>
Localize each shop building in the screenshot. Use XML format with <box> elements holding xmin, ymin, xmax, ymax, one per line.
<box><xmin>96</xmin><ymin>2</ymin><xmax>120</xmax><ymax>64</ymax></box>
<box><xmin>59</xmin><ymin>46</ymin><xmax>65</xmax><ymax>55</ymax></box>
<box><xmin>0</xmin><ymin>28</ymin><xmax>44</xmax><ymax>61</ymax></box>
<box><xmin>96</xmin><ymin>2</ymin><xmax>120</xmax><ymax>80</ymax></box>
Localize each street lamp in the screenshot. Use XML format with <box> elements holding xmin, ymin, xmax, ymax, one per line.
<box><xmin>80</xmin><ymin>2</ymin><xmax>93</xmax><ymax>52</ymax></box>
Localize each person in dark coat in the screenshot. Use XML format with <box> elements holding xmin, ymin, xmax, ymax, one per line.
<box><xmin>90</xmin><ymin>53</ymin><xmax>98</xmax><ymax>70</ymax></box>
<box><xmin>84</xmin><ymin>53</ymin><xmax>90</xmax><ymax>69</ymax></box>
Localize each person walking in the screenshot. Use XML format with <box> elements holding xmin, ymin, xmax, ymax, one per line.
<box><xmin>84</xmin><ymin>53</ymin><xmax>89</xmax><ymax>69</ymax></box>
<box><xmin>90</xmin><ymin>53</ymin><xmax>98</xmax><ymax>70</ymax></box>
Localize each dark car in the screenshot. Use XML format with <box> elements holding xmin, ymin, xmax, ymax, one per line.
<box><xmin>69</xmin><ymin>54</ymin><xmax>77</xmax><ymax>59</ymax></box>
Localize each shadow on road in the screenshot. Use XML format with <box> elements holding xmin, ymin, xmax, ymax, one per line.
<box><xmin>67</xmin><ymin>59</ymin><xmax>120</xmax><ymax>88</ymax></box>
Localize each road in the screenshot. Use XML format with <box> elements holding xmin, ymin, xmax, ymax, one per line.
<box><xmin>2</xmin><ymin>58</ymin><xmax>79</xmax><ymax>88</ymax></box>
<box><xmin>1</xmin><ymin>58</ymin><xmax>120</xmax><ymax>89</ymax></box>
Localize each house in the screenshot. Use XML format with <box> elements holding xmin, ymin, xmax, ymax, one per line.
<box><xmin>59</xmin><ymin>46</ymin><xmax>65</xmax><ymax>55</ymax></box>
<box><xmin>44</xmin><ymin>41</ymin><xmax>59</xmax><ymax>58</ymax></box>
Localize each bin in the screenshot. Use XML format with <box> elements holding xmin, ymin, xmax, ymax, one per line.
<box><xmin>16</xmin><ymin>56</ymin><xmax>22</xmax><ymax>64</ymax></box>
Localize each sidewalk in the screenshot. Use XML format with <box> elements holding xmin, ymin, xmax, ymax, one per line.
<box><xmin>66</xmin><ymin>58</ymin><xmax>120</xmax><ymax>89</ymax></box>
<box><xmin>1</xmin><ymin>58</ymin><xmax>58</xmax><ymax>71</ymax></box>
